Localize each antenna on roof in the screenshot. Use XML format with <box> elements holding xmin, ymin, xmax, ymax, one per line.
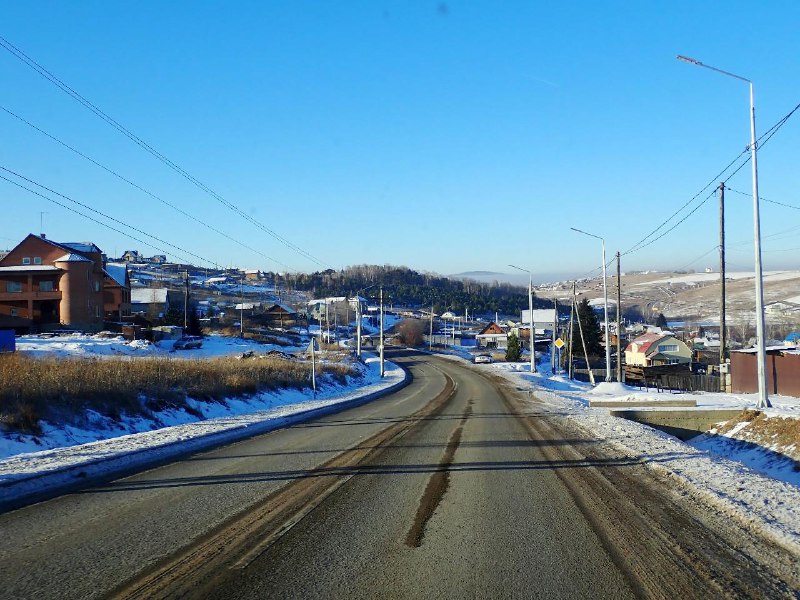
<box><xmin>39</xmin><ymin>211</ymin><xmax>48</xmax><ymax>237</ymax></box>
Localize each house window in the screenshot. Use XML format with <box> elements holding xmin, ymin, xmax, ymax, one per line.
<box><xmin>22</xmin><ymin>257</ymin><xmax>31</xmax><ymax>265</ymax></box>
<box><xmin>33</xmin><ymin>257</ymin><xmax>42</xmax><ymax>265</ymax></box>
<box><xmin>7</xmin><ymin>281</ymin><xmax>22</xmax><ymax>293</ymax></box>
<box><xmin>94</xmin><ymin>281</ymin><xmax>101</xmax><ymax>292</ymax></box>
<box><xmin>95</xmin><ymin>306</ymin><xmax>101</xmax><ymax>318</ymax></box>
<box><xmin>39</xmin><ymin>281</ymin><xmax>54</xmax><ymax>292</ymax></box>
<box><xmin>10</xmin><ymin>308</ymin><xmax>18</xmax><ymax>317</ymax></box>
<box><xmin>658</xmin><ymin>344</ymin><xmax>678</xmax><ymax>353</ymax></box>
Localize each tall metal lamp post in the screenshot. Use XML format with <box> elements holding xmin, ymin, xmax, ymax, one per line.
<box><xmin>570</xmin><ymin>228</ymin><xmax>611</xmax><ymax>382</ymax></box>
<box><xmin>677</xmin><ymin>55</ymin><xmax>770</xmax><ymax>409</ymax></box>
<box><xmin>509</xmin><ymin>264</ymin><xmax>536</xmax><ymax>374</ymax></box>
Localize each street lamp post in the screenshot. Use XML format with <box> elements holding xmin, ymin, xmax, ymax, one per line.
<box><xmin>570</xmin><ymin>228</ymin><xmax>612</xmax><ymax>382</ymax></box>
<box><xmin>677</xmin><ymin>55</ymin><xmax>770</xmax><ymax>409</ymax></box>
<box><xmin>379</xmin><ymin>286</ymin><xmax>385</xmax><ymax>377</ymax></box>
<box><xmin>509</xmin><ymin>264</ymin><xmax>536</xmax><ymax>374</ymax></box>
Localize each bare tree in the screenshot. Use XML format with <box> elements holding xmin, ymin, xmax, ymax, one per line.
<box><xmin>396</xmin><ymin>319</ymin><xmax>427</xmax><ymax>347</ymax></box>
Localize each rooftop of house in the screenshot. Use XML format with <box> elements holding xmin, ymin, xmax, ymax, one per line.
<box><xmin>62</xmin><ymin>242</ymin><xmax>101</xmax><ymax>253</ymax></box>
<box><xmin>0</xmin><ymin>265</ymin><xmax>61</xmax><ymax>273</ymax></box>
<box><xmin>625</xmin><ymin>332</ymin><xmax>668</xmax><ymax>354</ymax></box>
<box><xmin>104</xmin><ymin>263</ymin><xmax>128</xmax><ymax>287</ymax></box>
<box><xmin>131</xmin><ymin>287</ymin><xmax>169</xmax><ymax>304</ymax></box>
<box><xmin>54</xmin><ymin>253</ymin><xmax>92</xmax><ymax>263</ymax></box>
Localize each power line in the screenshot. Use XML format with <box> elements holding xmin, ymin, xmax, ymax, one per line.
<box><xmin>0</xmin><ymin>104</ymin><xmax>289</xmax><ymax>270</ymax></box>
<box><xmin>0</xmin><ymin>166</ymin><xmax>214</xmax><ymax>266</ymax></box>
<box><xmin>622</xmin><ymin>100</ymin><xmax>800</xmax><ymax>257</ymax></box>
<box><xmin>0</xmin><ymin>35</ymin><xmax>329</xmax><ymax>269</ymax></box>
<box><xmin>675</xmin><ymin>245</ymin><xmax>719</xmax><ymax>272</ymax></box>
<box><xmin>725</xmin><ymin>185</ymin><xmax>800</xmax><ymax>211</ymax></box>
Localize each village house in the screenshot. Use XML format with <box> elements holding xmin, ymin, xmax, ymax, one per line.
<box><xmin>624</xmin><ymin>332</ymin><xmax>692</xmax><ymax>367</ymax></box>
<box><xmin>0</xmin><ymin>234</ymin><xmax>129</xmax><ymax>332</ymax></box>
<box><xmin>476</xmin><ymin>321</ymin><xmax>508</xmax><ymax>349</ymax></box>
<box><xmin>263</xmin><ymin>303</ymin><xmax>299</xmax><ymax>327</ymax></box>
<box><xmin>130</xmin><ymin>287</ymin><xmax>181</xmax><ymax>320</ymax></box>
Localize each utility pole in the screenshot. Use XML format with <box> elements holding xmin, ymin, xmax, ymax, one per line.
<box><xmin>39</xmin><ymin>211</ymin><xmax>48</xmax><ymax>235</ymax></box>
<box><xmin>719</xmin><ymin>182</ymin><xmax>727</xmax><ymax>369</ymax></box>
<box><xmin>575</xmin><ymin>282</ymin><xmax>595</xmax><ymax>385</ymax></box>
<box><xmin>429</xmin><ymin>304</ymin><xmax>434</xmax><ymax>351</ymax></box>
<box><xmin>356</xmin><ymin>297</ymin><xmax>362</xmax><ymax>359</ymax></box>
<box><xmin>568</xmin><ymin>282</ymin><xmax>576</xmax><ymax>379</ymax></box>
<box><xmin>379</xmin><ymin>287</ymin><xmax>385</xmax><ymax>377</ymax></box>
<box><xmin>310</xmin><ymin>337</ymin><xmax>316</xmax><ymax>397</ymax></box>
<box><xmin>552</xmin><ymin>299</ymin><xmax>557</xmax><ymax>374</ymax></box>
<box><xmin>239</xmin><ymin>277</ymin><xmax>244</xmax><ymax>338</ymax></box>
<box><xmin>183</xmin><ymin>270</ymin><xmax>189</xmax><ymax>332</ymax></box>
<box><xmin>616</xmin><ymin>252</ymin><xmax>623</xmax><ymax>383</ymax></box>
<box><xmin>325</xmin><ymin>301</ymin><xmax>330</xmax><ymax>345</ymax></box>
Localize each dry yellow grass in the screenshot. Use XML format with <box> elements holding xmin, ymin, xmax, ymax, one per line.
<box><xmin>716</xmin><ymin>409</ymin><xmax>800</xmax><ymax>463</ymax></box>
<box><xmin>0</xmin><ymin>354</ymin><xmax>355</xmax><ymax>433</ymax></box>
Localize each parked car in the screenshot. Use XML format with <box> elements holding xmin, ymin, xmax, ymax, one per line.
<box><xmin>474</xmin><ymin>354</ymin><xmax>493</xmax><ymax>364</ymax></box>
<box><xmin>174</xmin><ymin>335</ymin><xmax>203</xmax><ymax>350</ymax></box>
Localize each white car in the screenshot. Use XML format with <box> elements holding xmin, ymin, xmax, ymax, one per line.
<box><xmin>474</xmin><ymin>354</ymin><xmax>493</xmax><ymax>364</ymax></box>
<box><xmin>174</xmin><ymin>335</ymin><xmax>203</xmax><ymax>350</ymax></box>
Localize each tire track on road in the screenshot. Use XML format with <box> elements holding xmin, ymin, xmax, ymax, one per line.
<box><xmin>107</xmin><ymin>369</ymin><xmax>458</xmax><ymax>600</ymax></box>
<box><xmin>405</xmin><ymin>399</ymin><xmax>474</xmax><ymax>548</ymax></box>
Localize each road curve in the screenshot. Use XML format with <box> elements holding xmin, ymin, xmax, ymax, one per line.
<box><xmin>0</xmin><ymin>350</ymin><xmax>797</xmax><ymax>599</ymax></box>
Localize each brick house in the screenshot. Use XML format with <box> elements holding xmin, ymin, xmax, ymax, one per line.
<box><xmin>103</xmin><ymin>262</ymin><xmax>131</xmax><ymax>321</ymax></box>
<box><xmin>0</xmin><ymin>234</ymin><xmax>129</xmax><ymax>331</ymax></box>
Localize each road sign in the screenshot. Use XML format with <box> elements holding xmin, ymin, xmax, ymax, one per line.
<box><xmin>554</xmin><ymin>337</ymin><xmax>565</xmax><ymax>349</ymax></box>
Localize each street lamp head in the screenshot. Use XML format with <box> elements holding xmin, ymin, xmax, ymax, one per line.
<box><xmin>676</xmin><ymin>54</ymin><xmax>701</xmax><ymax>66</ymax></box>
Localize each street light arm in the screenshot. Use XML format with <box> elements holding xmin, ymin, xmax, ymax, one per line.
<box><xmin>570</xmin><ymin>227</ymin><xmax>603</xmax><ymax>241</ymax></box>
<box><xmin>676</xmin><ymin>54</ymin><xmax>750</xmax><ymax>83</ymax></box>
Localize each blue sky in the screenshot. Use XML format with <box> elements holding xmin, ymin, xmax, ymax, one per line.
<box><xmin>2</xmin><ymin>1</ymin><xmax>799</xmax><ymax>282</ymax></box>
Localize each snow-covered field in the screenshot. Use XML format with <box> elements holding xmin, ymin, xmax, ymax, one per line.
<box><xmin>14</xmin><ymin>332</ymin><xmax>302</xmax><ymax>359</ymax></box>
<box><xmin>478</xmin><ymin>359</ymin><xmax>800</xmax><ymax>552</ymax></box>
<box><xmin>634</xmin><ymin>270</ymin><xmax>800</xmax><ymax>286</ymax></box>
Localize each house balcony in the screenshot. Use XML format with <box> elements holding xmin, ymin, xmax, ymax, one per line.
<box><xmin>0</xmin><ymin>290</ymin><xmax>62</xmax><ymax>302</ymax></box>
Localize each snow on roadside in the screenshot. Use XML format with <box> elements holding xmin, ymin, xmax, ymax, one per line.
<box><xmin>0</xmin><ymin>356</ymin><xmax>406</xmax><ymax>505</ymax></box>
<box><xmin>14</xmin><ymin>332</ymin><xmax>303</xmax><ymax>359</ymax></box>
<box><xmin>484</xmin><ymin>361</ymin><xmax>800</xmax><ymax>553</ymax></box>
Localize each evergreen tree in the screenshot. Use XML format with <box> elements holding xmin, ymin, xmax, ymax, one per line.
<box><xmin>655</xmin><ymin>313</ymin><xmax>669</xmax><ymax>329</ymax></box>
<box><xmin>506</xmin><ymin>332</ymin><xmax>522</xmax><ymax>362</ymax></box>
<box><xmin>570</xmin><ymin>298</ymin><xmax>603</xmax><ymax>357</ymax></box>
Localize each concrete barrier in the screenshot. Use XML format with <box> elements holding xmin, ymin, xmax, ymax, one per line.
<box><xmin>610</xmin><ymin>408</ymin><xmax>744</xmax><ymax>440</ymax></box>
<box><xmin>590</xmin><ymin>398</ymin><xmax>697</xmax><ymax>408</ymax></box>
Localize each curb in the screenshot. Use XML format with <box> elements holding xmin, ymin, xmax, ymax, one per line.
<box><xmin>0</xmin><ymin>361</ymin><xmax>410</xmax><ymax>512</ymax></box>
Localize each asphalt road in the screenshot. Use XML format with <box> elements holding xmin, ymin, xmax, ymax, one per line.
<box><xmin>1</xmin><ymin>350</ymin><xmax>797</xmax><ymax>599</ymax></box>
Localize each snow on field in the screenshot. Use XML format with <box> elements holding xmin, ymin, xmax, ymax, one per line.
<box><xmin>635</xmin><ymin>270</ymin><xmax>799</xmax><ymax>286</ymax></box>
<box><xmin>483</xmin><ymin>360</ymin><xmax>800</xmax><ymax>551</ymax></box>
<box><xmin>0</xmin><ymin>355</ymin><xmax>406</xmax><ymax>505</ymax></box>
<box><xmin>15</xmin><ymin>332</ymin><xmax>302</xmax><ymax>359</ymax></box>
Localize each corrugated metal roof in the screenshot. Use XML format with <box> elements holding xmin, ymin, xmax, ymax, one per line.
<box><xmin>131</xmin><ymin>287</ymin><xmax>168</xmax><ymax>304</ymax></box>
<box><xmin>0</xmin><ymin>265</ymin><xmax>61</xmax><ymax>272</ymax></box>
<box><xmin>62</xmin><ymin>242</ymin><xmax>100</xmax><ymax>253</ymax></box>
<box><xmin>54</xmin><ymin>253</ymin><xmax>92</xmax><ymax>263</ymax></box>
<box><xmin>104</xmin><ymin>263</ymin><xmax>128</xmax><ymax>287</ymax></box>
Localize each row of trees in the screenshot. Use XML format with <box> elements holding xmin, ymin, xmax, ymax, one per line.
<box><xmin>264</xmin><ymin>265</ymin><xmax>552</xmax><ymax>316</ymax></box>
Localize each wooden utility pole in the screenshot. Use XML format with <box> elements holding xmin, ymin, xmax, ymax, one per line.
<box><xmin>183</xmin><ymin>270</ymin><xmax>189</xmax><ymax>331</ymax></box>
<box><xmin>719</xmin><ymin>182</ymin><xmax>727</xmax><ymax>367</ymax></box>
<box><xmin>574</xmin><ymin>282</ymin><xmax>595</xmax><ymax>385</ymax></box>
<box><xmin>567</xmin><ymin>283</ymin><xmax>576</xmax><ymax>379</ymax></box>
<box><xmin>616</xmin><ymin>252</ymin><xmax>623</xmax><ymax>383</ymax></box>
<box><xmin>429</xmin><ymin>305</ymin><xmax>434</xmax><ymax>351</ymax></box>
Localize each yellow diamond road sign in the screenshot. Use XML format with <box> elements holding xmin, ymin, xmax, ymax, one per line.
<box><xmin>554</xmin><ymin>337</ymin><xmax>565</xmax><ymax>349</ymax></box>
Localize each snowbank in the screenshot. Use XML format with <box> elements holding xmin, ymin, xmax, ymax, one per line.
<box><xmin>0</xmin><ymin>356</ymin><xmax>407</xmax><ymax>508</ymax></box>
